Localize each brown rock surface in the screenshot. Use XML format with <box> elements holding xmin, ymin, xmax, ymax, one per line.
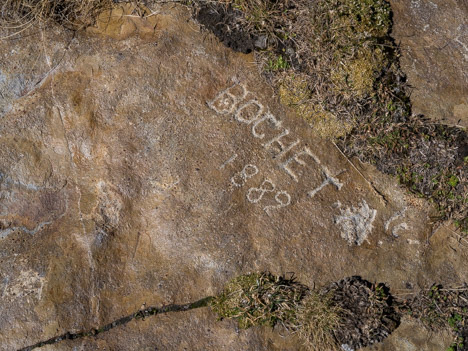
<box><xmin>390</xmin><ymin>0</ymin><xmax>468</xmax><ymax>127</ymax></box>
<box><xmin>0</xmin><ymin>3</ymin><xmax>467</xmax><ymax>351</ymax></box>
<box><xmin>38</xmin><ymin>308</ymin><xmax>303</xmax><ymax>351</ymax></box>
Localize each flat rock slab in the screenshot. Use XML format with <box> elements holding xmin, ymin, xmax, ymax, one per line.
<box><xmin>390</xmin><ymin>0</ymin><xmax>468</xmax><ymax>127</ymax></box>
<box><xmin>0</xmin><ymin>4</ymin><xmax>467</xmax><ymax>351</ymax></box>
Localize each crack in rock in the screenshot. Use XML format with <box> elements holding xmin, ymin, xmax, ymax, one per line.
<box><xmin>18</xmin><ymin>297</ymin><xmax>213</xmax><ymax>351</ymax></box>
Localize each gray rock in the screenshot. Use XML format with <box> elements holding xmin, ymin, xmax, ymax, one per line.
<box><xmin>254</xmin><ymin>35</ymin><xmax>267</xmax><ymax>50</ymax></box>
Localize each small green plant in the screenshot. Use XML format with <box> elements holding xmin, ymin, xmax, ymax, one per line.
<box><xmin>428</xmin><ymin>285</ymin><xmax>442</xmax><ymax>300</ymax></box>
<box><xmin>374</xmin><ymin>284</ymin><xmax>388</xmax><ymax>300</ymax></box>
<box><xmin>448</xmin><ymin>313</ymin><xmax>463</xmax><ymax>330</ymax></box>
<box><xmin>267</xmin><ymin>55</ymin><xmax>289</xmax><ymax>71</ymax></box>
<box><xmin>447</xmin><ymin>337</ymin><xmax>465</xmax><ymax>351</ymax></box>
<box><xmin>448</xmin><ymin>175</ymin><xmax>460</xmax><ymax>188</ymax></box>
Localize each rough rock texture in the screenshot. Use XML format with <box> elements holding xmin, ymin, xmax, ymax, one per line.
<box><xmin>390</xmin><ymin>0</ymin><xmax>468</xmax><ymax>127</ymax></box>
<box><xmin>0</xmin><ymin>3</ymin><xmax>467</xmax><ymax>351</ymax></box>
<box><xmin>363</xmin><ymin>318</ymin><xmax>453</xmax><ymax>351</ymax></box>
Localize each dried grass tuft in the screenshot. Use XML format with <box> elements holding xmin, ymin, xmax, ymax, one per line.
<box><xmin>0</xmin><ymin>0</ymin><xmax>137</xmax><ymax>32</ymax></box>
<box><xmin>211</xmin><ymin>272</ymin><xmax>345</xmax><ymax>350</ymax></box>
<box><xmin>210</xmin><ymin>272</ymin><xmax>308</xmax><ymax>329</ymax></box>
<box><xmin>295</xmin><ymin>291</ymin><xmax>342</xmax><ymax>351</ymax></box>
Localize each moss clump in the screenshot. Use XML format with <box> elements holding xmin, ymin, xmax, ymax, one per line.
<box><xmin>308</xmin><ymin>0</ymin><xmax>392</xmax><ymax>99</ymax></box>
<box><xmin>334</xmin><ymin>0</ymin><xmax>391</xmax><ymax>38</ymax></box>
<box><xmin>210</xmin><ymin>272</ymin><xmax>308</xmax><ymax>329</ymax></box>
<box><xmin>332</xmin><ymin>47</ymin><xmax>387</xmax><ymax>98</ymax></box>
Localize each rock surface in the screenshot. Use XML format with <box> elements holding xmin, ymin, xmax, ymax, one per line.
<box><xmin>0</xmin><ymin>3</ymin><xmax>467</xmax><ymax>351</ymax></box>
<box><xmin>390</xmin><ymin>0</ymin><xmax>468</xmax><ymax>127</ymax></box>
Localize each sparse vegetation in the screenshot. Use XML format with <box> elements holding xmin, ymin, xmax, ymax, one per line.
<box><xmin>323</xmin><ymin>276</ymin><xmax>400</xmax><ymax>349</ymax></box>
<box><xmin>19</xmin><ymin>269</ymin><xmax>468</xmax><ymax>351</ymax></box>
<box><xmin>210</xmin><ymin>272</ymin><xmax>345</xmax><ymax>349</ymax></box>
<box><xmin>1</xmin><ymin>0</ymin><xmax>113</xmax><ymax>30</ymax></box>
<box><xmin>400</xmin><ymin>284</ymin><xmax>468</xmax><ymax>351</ymax></box>
<box><xmin>210</xmin><ymin>272</ymin><xmax>308</xmax><ymax>329</ymax></box>
<box><xmin>211</xmin><ymin>273</ymin><xmax>402</xmax><ymax>350</ymax></box>
<box><xmin>211</xmin><ymin>273</ymin><xmax>468</xmax><ymax>350</ymax></box>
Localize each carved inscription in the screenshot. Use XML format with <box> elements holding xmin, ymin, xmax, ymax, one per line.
<box><xmin>384</xmin><ymin>207</ymin><xmax>411</xmax><ymax>238</ymax></box>
<box><xmin>208</xmin><ymin>82</ymin><xmax>418</xmax><ymax>244</ymax></box>
<box><xmin>208</xmin><ymin>83</ymin><xmax>345</xmax><ymax>207</ymax></box>
<box><xmin>264</xmin><ymin>191</ymin><xmax>291</xmax><ymax>216</ymax></box>
<box><xmin>247</xmin><ymin>179</ymin><xmax>275</xmax><ymax>203</ymax></box>
<box><xmin>230</xmin><ymin>164</ymin><xmax>258</xmax><ymax>187</ymax></box>
<box><xmin>334</xmin><ymin>200</ymin><xmax>377</xmax><ymax>246</ymax></box>
<box><xmin>221</xmin><ymin>154</ymin><xmax>292</xmax><ymax>216</ymax></box>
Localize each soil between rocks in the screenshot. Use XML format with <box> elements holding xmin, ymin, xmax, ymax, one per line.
<box><xmin>196</xmin><ymin>3</ymin><xmax>256</xmax><ymax>54</ymax></box>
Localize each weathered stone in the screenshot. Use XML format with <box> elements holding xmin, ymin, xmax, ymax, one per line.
<box><xmin>0</xmin><ymin>3</ymin><xmax>467</xmax><ymax>351</ymax></box>
<box><xmin>362</xmin><ymin>317</ymin><xmax>453</xmax><ymax>351</ymax></box>
<box><xmin>390</xmin><ymin>0</ymin><xmax>468</xmax><ymax>127</ymax></box>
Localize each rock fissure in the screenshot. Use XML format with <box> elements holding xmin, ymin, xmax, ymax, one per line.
<box><xmin>18</xmin><ymin>296</ymin><xmax>214</xmax><ymax>351</ymax></box>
